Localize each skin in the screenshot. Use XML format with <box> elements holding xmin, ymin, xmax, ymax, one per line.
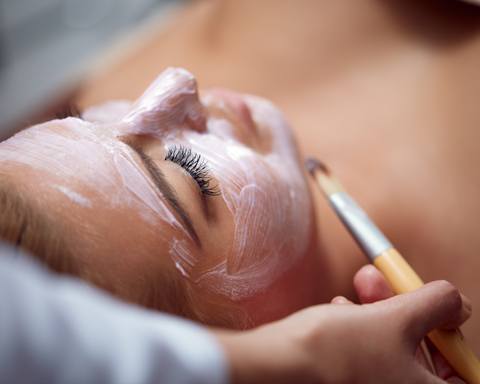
<box><xmin>215</xmin><ymin>267</ymin><xmax>470</xmax><ymax>383</ymax></box>
<box><xmin>77</xmin><ymin>0</ymin><xmax>480</xmax><ymax>353</ymax></box>
<box><xmin>0</xmin><ymin>68</ymin><xmax>323</xmax><ymax>326</ymax></box>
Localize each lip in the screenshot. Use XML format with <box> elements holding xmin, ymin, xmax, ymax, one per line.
<box><xmin>209</xmin><ymin>88</ymin><xmax>257</xmax><ymax>135</ymax></box>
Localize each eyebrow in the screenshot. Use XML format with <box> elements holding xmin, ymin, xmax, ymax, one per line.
<box><xmin>122</xmin><ymin>139</ymin><xmax>201</xmax><ymax>248</ymax></box>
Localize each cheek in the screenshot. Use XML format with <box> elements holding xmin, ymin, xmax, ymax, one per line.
<box><xmin>173</xmin><ymin>130</ymin><xmax>313</xmax><ymax>301</ymax></box>
<box><xmin>220</xmin><ymin>159</ymin><xmax>311</xmax><ymax>282</ymax></box>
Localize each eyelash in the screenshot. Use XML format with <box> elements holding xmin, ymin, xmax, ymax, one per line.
<box><xmin>165</xmin><ymin>145</ymin><xmax>220</xmax><ymax>197</ymax></box>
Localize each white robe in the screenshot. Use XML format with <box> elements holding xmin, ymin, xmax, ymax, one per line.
<box><xmin>0</xmin><ymin>244</ymin><xmax>229</xmax><ymax>384</ymax></box>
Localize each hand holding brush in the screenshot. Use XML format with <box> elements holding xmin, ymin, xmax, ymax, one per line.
<box><xmin>306</xmin><ymin>156</ymin><xmax>480</xmax><ymax>384</ymax></box>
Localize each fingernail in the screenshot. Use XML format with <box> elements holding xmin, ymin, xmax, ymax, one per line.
<box><xmin>461</xmin><ymin>293</ymin><xmax>472</xmax><ymax>312</ymax></box>
<box><xmin>331</xmin><ymin>296</ymin><xmax>349</xmax><ymax>304</ymax></box>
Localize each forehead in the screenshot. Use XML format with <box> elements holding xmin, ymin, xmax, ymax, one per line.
<box><xmin>0</xmin><ymin>119</ymin><xmax>176</xmax><ymax>223</ymax></box>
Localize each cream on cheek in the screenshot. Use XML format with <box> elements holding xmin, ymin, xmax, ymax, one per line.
<box><xmin>163</xmin><ymin>98</ymin><xmax>313</xmax><ymax>300</ymax></box>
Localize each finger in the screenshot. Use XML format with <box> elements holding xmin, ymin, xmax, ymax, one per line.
<box><xmin>423</xmin><ymin>337</ymin><xmax>467</xmax><ymax>382</ymax></box>
<box><xmin>415</xmin><ymin>342</ymin><xmax>435</xmax><ymax>374</ymax></box>
<box><xmin>460</xmin><ymin>293</ymin><xmax>472</xmax><ymax>313</ymax></box>
<box><xmin>445</xmin><ymin>377</ymin><xmax>467</xmax><ymax>384</ymax></box>
<box><xmin>409</xmin><ymin>363</ymin><xmax>460</xmax><ymax>384</ymax></box>
<box><xmin>330</xmin><ymin>296</ymin><xmax>354</xmax><ymax>305</ymax></box>
<box><xmin>391</xmin><ymin>281</ymin><xmax>471</xmax><ymax>345</ymax></box>
<box><xmin>353</xmin><ymin>265</ymin><xmax>395</xmax><ymax>304</ymax></box>
<box><xmin>408</xmin><ymin>355</ymin><xmax>467</xmax><ymax>384</ymax></box>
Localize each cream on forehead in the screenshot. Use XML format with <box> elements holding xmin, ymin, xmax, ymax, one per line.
<box><xmin>0</xmin><ymin>118</ymin><xmax>190</xmax><ymax>243</ymax></box>
<box><xmin>57</xmin><ymin>186</ymin><xmax>92</xmax><ymax>208</ymax></box>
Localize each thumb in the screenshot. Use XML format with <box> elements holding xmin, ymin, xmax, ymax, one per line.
<box><xmin>390</xmin><ymin>281</ymin><xmax>471</xmax><ymax>346</ymax></box>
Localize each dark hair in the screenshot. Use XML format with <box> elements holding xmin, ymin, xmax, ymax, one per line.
<box><xmin>0</xmin><ymin>178</ymin><xmax>80</xmax><ymax>275</ymax></box>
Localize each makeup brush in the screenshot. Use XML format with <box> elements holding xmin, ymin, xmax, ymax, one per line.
<box><xmin>305</xmin><ymin>156</ymin><xmax>480</xmax><ymax>384</ymax></box>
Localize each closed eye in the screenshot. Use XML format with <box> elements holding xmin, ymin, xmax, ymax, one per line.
<box><xmin>121</xmin><ymin>138</ymin><xmax>202</xmax><ymax>247</ymax></box>
<box><xmin>165</xmin><ymin>145</ymin><xmax>220</xmax><ymax>197</ymax></box>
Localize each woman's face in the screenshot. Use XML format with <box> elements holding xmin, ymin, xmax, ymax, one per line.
<box><xmin>0</xmin><ymin>68</ymin><xmax>319</xmax><ymax>324</ymax></box>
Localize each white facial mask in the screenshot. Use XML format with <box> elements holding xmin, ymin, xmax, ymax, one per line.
<box><xmin>0</xmin><ymin>67</ymin><xmax>312</xmax><ymax>301</ymax></box>
<box><xmin>176</xmin><ymin>121</ymin><xmax>311</xmax><ymax>299</ymax></box>
<box><xmin>119</xmin><ymin>68</ymin><xmax>312</xmax><ymax>299</ymax></box>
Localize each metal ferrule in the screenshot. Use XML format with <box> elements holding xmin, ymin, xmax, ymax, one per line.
<box><xmin>329</xmin><ymin>193</ymin><xmax>392</xmax><ymax>262</ymax></box>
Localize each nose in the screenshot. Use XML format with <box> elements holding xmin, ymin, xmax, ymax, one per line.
<box><xmin>122</xmin><ymin>67</ymin><xmax>207</xmax><ymax>136</ymax></box>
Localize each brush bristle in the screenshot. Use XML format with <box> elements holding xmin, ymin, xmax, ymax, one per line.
<box><xmin>304</xmin><ymin>156</ymin><xmax>345</xmax><ymax>197</ymax></box>
<box><xmin>305</xmin><ymin>156</ymin><xmax>330</xmax><ymax>177</ymax></box>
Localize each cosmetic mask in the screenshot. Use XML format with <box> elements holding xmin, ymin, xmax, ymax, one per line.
<box><xmin>0</xmin><ymin>68</ymin><xmax>312</xmax><ymax>301</ymax></box>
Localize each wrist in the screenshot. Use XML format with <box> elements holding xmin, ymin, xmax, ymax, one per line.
<box><xmin>212</xmin><ymin>327</ymin><xmax>310</xmax><ymax>384</ymax></box>
<box><xmin>213</xmin><ymin>329</ymin><xmax>261</xmax><ymax>384</ymax></box>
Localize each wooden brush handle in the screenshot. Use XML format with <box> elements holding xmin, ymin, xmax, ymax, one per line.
<box><xmin>373</xmin><ymin>248</ymin><xmax>480</xmax><ymax>384</ymax></box>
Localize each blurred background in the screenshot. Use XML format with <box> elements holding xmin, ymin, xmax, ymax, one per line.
<box><xmin>0</xmin><ymin>0</ymin><xmax>186</xmax><ymax>139</ymax></box>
